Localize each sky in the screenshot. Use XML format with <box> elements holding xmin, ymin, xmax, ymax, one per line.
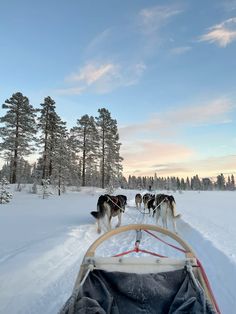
<box><xmin>0</xmin><ymin>0</ymin><xmax>236</xmax><ymax>179</ymax></box>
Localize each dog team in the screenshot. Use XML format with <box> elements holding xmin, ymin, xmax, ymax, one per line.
<box><xmin>91</xmin><ymin>192</ymin><xmax>180</xmax><ymax>234</ymax></box>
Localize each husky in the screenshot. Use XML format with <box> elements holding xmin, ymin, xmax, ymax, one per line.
<box><xmin>135</xmin><ymin>193</ymin><xmax>142</xmax><ymax>208</ymax></box>
<box><xmin>116</xmin><ymin>194</ymin><xmax>127</xmax><ymax>212</ymax></box>
<box><xmin>91</xmin><ymin>194</ymin><xmax>123</xmax><ymax>233</ymax></box>
<box><xmin>154</xmin><ymin>194</ymin><xmax>181</xmax><ymax>233</ymax></box>
<box><xmin>142</xmin><ymin>193</ymin><xmax>153</xmax><ymax>209</ymax></box>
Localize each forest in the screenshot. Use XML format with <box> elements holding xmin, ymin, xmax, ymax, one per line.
<box><xmin>0</xmin><ymin>92</ymin><xmax>235</xmax><ymax>197</ymax></box>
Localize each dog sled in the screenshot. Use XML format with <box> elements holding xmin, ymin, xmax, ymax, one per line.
<box><xmin>60</xmin><ymin>224</ymin><xmax>220</xmax><ymax>314</ymax></box>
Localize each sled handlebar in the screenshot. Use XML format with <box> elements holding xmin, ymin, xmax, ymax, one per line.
<box><xmin>85</xmin><ymin>224</ymin><xmax>195</xmax><ymax>258</ymax></box>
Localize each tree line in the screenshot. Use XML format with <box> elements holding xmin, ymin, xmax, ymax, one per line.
<box><xmin>0</xmin><ymin>92</ymin><xmax>235</xmax><ymax>193</ymax></box>
<box><xmin>125</xmin><ymin>173</ymin><xmax>235</xmax><ymax>191</ymax></box>
<box><xmin>0</xmin><ymin>92</ymin><xmax>123</xmax><ymax>191</ymax></box>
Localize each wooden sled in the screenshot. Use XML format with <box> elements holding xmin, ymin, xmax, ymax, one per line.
<box><xmin>60</xmin><ymin>224</ymin><xmax>220</xmax><ymax>314</ymax></box>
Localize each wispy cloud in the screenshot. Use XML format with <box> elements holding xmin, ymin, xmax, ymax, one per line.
<box><xmin>66</xmin><ymin>63</ymin><xmax>117</xmax><ymax>86</ymax></box>
<box><xmin>85</xmin><ymin>28</ymin><xmax>112</xmax><ymax>54</ymax></box>
<box><xmin>121</xmin><ymin>140</ymin><xmax>194</xmax><ymax>176</ymax></box>
<box><xmin>166</xmin><ymin>98</ymin><xmax>234</xmax><ymax>125</ymax></box>
<box><xmin>169</xmin><ymin>46</ymin><xmax>192</xmax><ymax>55</ymax></box>
<box><xmin>119</xmin><ymin>98</ymin><xmax>234</xmax><ymax>139</ymax></box>
<box><xmin>151</xmin><ymin>155</ymin><xmax>236</xmax><ymax>178</ymax></box>
<box><xmin>56</xmin><ymin>61</ymin><xmax>146</xmax><ymax>95</ymax></box>
<box><xmin>139</xmin><ymin>5</ymin><xmax>182</xmax><ymax>34</ymax></box>
<box><xmin>120</xmin><ymin>98</ymin><xmax>235</xmax><ymax>177</ymax></box>
<box><xmin>123</xmin><ymin>148</ymin><xmax>236</xmax><ymax>178</ymax></box>
<box><xmin>199</xmin><ymin>18</ymin><xmax>236</xmax><ymax>47</ymax></box>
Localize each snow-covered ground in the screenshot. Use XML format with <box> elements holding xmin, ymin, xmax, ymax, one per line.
<box><xmin>0</xmin><ymin>186</ymin><xmax>235</xmax><ymax>314</ymax></box>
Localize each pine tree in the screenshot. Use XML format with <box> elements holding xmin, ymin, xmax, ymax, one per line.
<box><xmin>0</xmin><ymin>177</ymin><xmax>13</xmax><ymax>204</ymax></box>
<box><xmin>41</xmin><ymin>178</ymin><xmax>51</xmax><ymax>199</ymax></box>
<box><xmin>180</xmin><ymin>178</ymin><xmax>186</xmax><ymax>190</ymax></box>
<box><xmin>0</xmin><ymin>163</ymin><xmax>11</xmax><ymax>182</ymax></box>
<box><xmin>38</xmin><ymin>97</ymin><xmax>64</xmax><ymax>180</ymax></box>
<box><xmin>0</xmin><ymin>92</ymin><xmax>37</xmax><ymax>183</ymax></box>
<box><xmin>96</xmin><ymin>108</ymin><xmax>123</xmax><ymax>188</ymax></box>
<box><xmin>65</xmin><ymin>136</ymin><xmax>81</xmax><ymax>187</ymax></box>
<box><xmin>31</xmin><ymin>161</ymin><xmax>43</xmax><ymax>193</ymax></box>
<box><xmin>191</xmin><ymin>175</ymin><xmax>201</xmax><ymax>190</ymax></box>
<box><xmin>226</xmin><ymin>176</ymin><xmax>231</xmax><ymax>190</ymax></box>
<box><xmin>50</xmin><ymin>122</ymin><xmax>70</xmax><ymax>195</ymax></box>
<box><xmin>216</xmin><ymin>173</ymin><xmax>225</xmax><ymax>190</ymax></box>
<box><xmin>176</xmin><ymin>177</ymin><xmax>181</xmax><ymax>190</ymax></box>
<box><xmin>70</xmin><ymin>115</ymin><xmax>99</xmax><ymax>186</ymax></box>
<box><xmin>231</xmin><ymin>174</ymin><xmax>235</xmax><ymax>190</ymax></box>
<box><xmin>186</xmin><ymin>177</ymin><xmax>191</xmax><ymax>190</ymax></box>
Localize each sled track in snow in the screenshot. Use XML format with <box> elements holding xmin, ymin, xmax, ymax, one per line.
<box><xmin>47</xmin><ymin>206</ymin><xmax>236</xmax><ymax>313</ymax></box>
<box><xmin>0</xmin><ymin>206</ymin><xmax>235</xmax><ymax>314</ymax></box>
<box><xmin>0</xmin><ymin>225</ymin><xmax>99</xmax><ymax>314</ymax></box>
<box><xmin>123</xmin><ymin>206</ymin><xmax>236</xmax><ymax>313</ymax></box>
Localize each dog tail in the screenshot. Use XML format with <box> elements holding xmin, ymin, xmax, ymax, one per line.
<box><xmin>170</xmin><ymin>200</ymin><xmax>181</xmax><ymax>218</ymax></box>
<box><xmin>91</xmin><ymin>197</ymin><xmax>107</xmax><ymax>219</ymax></box>
<box><xmin>90</xmin><ymin>211</ymin><xmax>103</xmax><ymax>219</ymax></box>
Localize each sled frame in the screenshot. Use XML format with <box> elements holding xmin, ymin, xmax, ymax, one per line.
<box><xmin>75</xmin><ymin>224</ymin><xmax>219</xmax><ymax>313</ymax></box>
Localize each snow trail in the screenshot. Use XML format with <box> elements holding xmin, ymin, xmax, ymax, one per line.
<box><xmin>52</xmin><ymin>206</ymin><xmax>236</xmax><ymax>313</ymax></box>
<box><xmin>0</xmin><ymin>189</ymin><xmax>235</xmax><ymax>314</ymax></box>
<box><xmin>0</xmin><ymin>225</ymin><xmax>98</xmax><ymax>314</ymax></box>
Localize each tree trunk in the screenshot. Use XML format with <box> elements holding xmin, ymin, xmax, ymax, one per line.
<box><xmin>42</xmin><ymin>131</ymin><xmax>48</xmax><ymax>179</ymax></box>
<box><xmin>101</xmin><ymin>125</ymin><xmax>105</xmax><ymax>189</ymax></box>
<box><xmin>82</xmin><ymin>127</ymin><xmax>86</xmax><ymax>186</ymax></box>
<box><xmin>12</xmin><ymin>149</ymin><xmax>18</xmax><ymax>184</ymax></box>
<box><xmin>12</xmin><ymin>114</ymin><xmax>19</xmax><ymax>184</ymax></box>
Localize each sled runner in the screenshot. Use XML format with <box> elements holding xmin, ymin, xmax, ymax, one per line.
<box><xmin>60</xmin><ymin>224</ymin><xmax>220</xmax><ymax>314</ymax></box>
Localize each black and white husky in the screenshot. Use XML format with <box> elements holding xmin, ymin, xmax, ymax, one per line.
<box><xmin>154</xmin><ymin>194</ymin><xmax>181</xmax><ymax>233</ymax></box>
<box><xmin>135</xmin><ymin>193</ymin><xmax>142</xmax><ymax>208</ymax></box>
<box><xmin>91</xmin><ymin>194</ymin><xmax>123</xmax><ymax>233</ymax></box>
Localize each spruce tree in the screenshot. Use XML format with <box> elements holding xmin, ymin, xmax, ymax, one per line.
<box><xmin>0</xmin><ymin>177</ymin><xmax>12</xmax><ymax>204</ymax></box>
<box><xmin>216</xmin><ymin>173</ymin><xmax>225</xmax><ymax>190</ymax></box>
<box><xmin>0</xmin><ymin>92</ymin><xmax>37</xmax><ymax>183</ymax></box>
<box><xmin>231</xmin><ymin>174</ymin><xmax>235</xmax><ymax>190</ymax></box>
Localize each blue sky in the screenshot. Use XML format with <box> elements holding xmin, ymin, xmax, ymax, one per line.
<box><xmin>0</xmin><ymin>0</ymin><xmax>236</xmax><ymax>179</ymax></box>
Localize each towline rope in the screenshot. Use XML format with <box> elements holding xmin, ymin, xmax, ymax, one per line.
<box><xmin>136</xmin><ymin>197</ymin><xmax>166</xmax><ymax>216</ymax></box>
<box><xmin>106</xmin><ymin>195</ymin><xmax>125</xmax><ymax>213</ymax></box>
<box><xmin>106</xmin><ymin>195</ymin><xmax>143</xmax><ymax>223</ymax></box>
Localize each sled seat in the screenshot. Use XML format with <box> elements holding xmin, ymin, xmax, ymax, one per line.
<box><xmin>59</xmin><ymin>224</ymin><xmax>219</xmax><ymax>314</ymax></box>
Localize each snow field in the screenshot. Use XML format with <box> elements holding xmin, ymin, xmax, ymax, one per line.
<box><xmin>0</xmin><ymin>187</ymin><xmax>235</xmax><ymax>313</ymax></box>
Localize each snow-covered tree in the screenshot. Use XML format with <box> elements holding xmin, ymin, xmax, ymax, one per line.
<box><xmin>180</xmin><ymin>178</ymin><xmax>186</xmax><ymax>190</ymax></box>
<box><xmin>96</xmin><ymin>108</ymin><xmax>123</xmax><ymax>188</ymax></box>
<box><xmin>0</xmin><ymin>92</ymin><xmax>37</xmax><ymax>183</ymax></box>
<box><xmin>0</xmin><ymin>162</ymin><xmax>11</xmax><ymax>182</ymax></box>
<box><xmin>186</xmin><ymin>177</ymin><xmax>191</xmax><ymax>190</ymax></box>
<box><xmin>231</xmin><ymin>174</ymin><xmax>235</xmax><ymax>190</ymax></box>
<box><xmin>202</xmin><ymin>178</ymin><xmax>213</xmax><ymax>191</ymax></box>
<box><xmin>191</xmin><ymin>175</ymin><xmax>202</xmax><ymax>190</ymax></box>
<box><xmin>51</xmin><ymin>124</ymin><xmax>70</xmax><ymax>195</ymax></box>
<box><xmin>66</xmin><ymin>137</ymin><xmax>81</xmax><ymax>186</ymax></box>
<box><xmin>0</xmin><ymin>177</ymin><xmax>12</xmax><ymax>204</ymax></box>
<box><xmin>38</xmin><ymin>96</ymin><xmax>61</xmax><ymax>180</ymax></box>
<box><xmin>41</xmin><ymin>178</ymin><xmax>51</xmax><ymax>199</ymax></box>
<box><xmin>30</xmin><ymin>162</ymin><xmax>43</xmax><ymax>194</ymax></box>
<box><xmin>216</xmin><ymin>173</ymin><xmax>225</xmax><ymax>190</ymax></box>
<box><xmin>70</xmin><ymin>115</ymin><xmax>99</xmax><ymax>186</ymax></box>
<box><xmin>106</xmin><ymin>179</ymin><xmax>114</xmax><ymax>194</ymax></box>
